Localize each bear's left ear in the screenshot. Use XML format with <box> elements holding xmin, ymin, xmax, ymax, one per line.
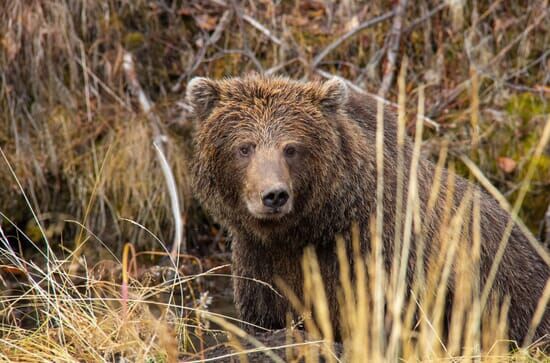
<box><xmin>319</xmin><ymin>77</ymin><xmax>348</xmax><ymax>114</ymax></box>
<box><xmin>186</xmin><ymin>77</ymin><xmax>220</xmax><ymax>118</ymax></box>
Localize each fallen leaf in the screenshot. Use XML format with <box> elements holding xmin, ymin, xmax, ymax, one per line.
<box><xmin>195</xmin><ymin>14</ymin><xmax>218</xmax><ymax>31</ymax></box>
<box><xmin>497</xmin><ymin>157</ymin><xmax>517</xmax><ymax>173</ymax></box>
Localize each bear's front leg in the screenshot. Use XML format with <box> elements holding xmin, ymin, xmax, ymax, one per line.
<box><xmin>231</xmin><ymin>238</ymin><xmax>290</xmax><ymax>331</ymax></box>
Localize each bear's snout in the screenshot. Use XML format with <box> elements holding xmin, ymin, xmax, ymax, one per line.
<box><xmin>261</xmin><ymin>185</ymin><xmax>290</xmax><ymax>209</ymax></box>
<box><xmin>244</xmin><ymin>147</ymin><xmax>294</xmax><ymax>219</ymax></box>
<box><xmin>245</xmin><ymin>182</ymin><xmax>293</xmax><ymax>218</ymax></box>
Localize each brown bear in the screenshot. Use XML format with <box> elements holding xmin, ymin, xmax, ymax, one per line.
<box><xmin>186</xmin><ymin>75</ymin><xmax>549</xmax><ymax>344</ymax></box>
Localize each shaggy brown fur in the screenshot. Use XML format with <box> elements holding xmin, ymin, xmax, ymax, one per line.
<box><xmin>187</xmin><ymin>75</ymin><xmax>549</xmax><ymax>344</ymax></box>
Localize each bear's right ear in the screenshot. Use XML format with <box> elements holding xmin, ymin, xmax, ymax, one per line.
<box><xmin>319</xmin><ymin>77</ymin><xmax>348</xmax><ymax>114</ymax></box>
<box><xmin>186</xmin><ymin>77</ymin><xmax>220</xmax><ymax>118</ymax></box>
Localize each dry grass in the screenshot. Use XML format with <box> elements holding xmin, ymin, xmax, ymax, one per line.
<box><xmin>1</xmin><ymin>0</ymin><xmax>549</xmax><ymax>362</ymax></box>
<box><xmin>1</xmin><ymin>0</ymin><xmax>549</xmax><ymax>248</ymax></box>
<box><xmin>0</xmin><ymin>207</ymin><xmax>233</xmax><ymax>362</ymax></box>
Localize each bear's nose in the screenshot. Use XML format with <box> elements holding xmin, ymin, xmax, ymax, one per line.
<box><xmin>262</xmin><ymin>188</ymin><xmax>289</xmax><ymax>209</ymax></box>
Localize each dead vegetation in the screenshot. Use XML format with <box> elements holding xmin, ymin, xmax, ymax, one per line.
<box><xmin>0</xmin><ymin>0</ymin><xmax>549</xmax><ymax>361</ymax></box>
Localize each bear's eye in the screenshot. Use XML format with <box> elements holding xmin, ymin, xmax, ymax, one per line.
<box><xmin>284</xmin><ymin>145</ymin><xmax>297</xmax><ymax>158</ymax></box>
<box><xmin>238</xmin><ymin>144</ymin><xmax>253</xmax><ymax>157</ymax></box>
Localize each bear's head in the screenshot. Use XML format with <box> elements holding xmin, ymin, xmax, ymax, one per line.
<box><xmin>186</xmin><ymin>75</ymin><xmax>349</xmax><ymax>238</ymax></box>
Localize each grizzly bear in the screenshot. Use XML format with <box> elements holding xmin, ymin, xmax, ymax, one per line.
<box><xmin>186</xmin><ymin>75</ymin><xmax>549</xmax><ymax>344</ymax></box>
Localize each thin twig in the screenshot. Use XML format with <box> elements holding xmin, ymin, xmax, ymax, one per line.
<box><xmin>404</xmin><ymin>2</ymin><xmax>447</xmax><ymax>33</ymax></box>
<box><xmin>230</xmin><ymin>0</ymin><xmax>263</xmax><ymax>72</ymax></box>
<box><xmin>311</xmin><ymin>10</ymin><xmax>395</xmax><ymax>68</ymax></box>
<box><xmin>74</xmin><ymin>57</ymin><xmax>131</xmax><ymax>111</ymax></box>
<box><xmin>504</xmin><ymin>49</ymin><xmax>550</xmax><ymax>81</ymax></box>
<box><xmin>265</xmin><ymin>57</ymin><xmax>300</xmax><ymax>76</ymax></box>
<box><xmin>242</xmin><ymin>14</ymin><xmax>282</xmax><ymax>46</ymax></box>
<box><xmin>379</xmin><ymin>0</ymin><xmax>409</xmax><ymax>96</ymax></box>
<box><xmin>172</xmin><ymin>10</ymin><xmax>232</xmax><ymax>92</ymax></box>
<box><xmin>209</xmin><ymin>10</ymin><xmax>233</xmax><ymax>45</ymax></box>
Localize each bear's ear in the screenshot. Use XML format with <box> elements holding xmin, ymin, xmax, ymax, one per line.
<box><xmin>186</xmin><ymin>77</ymin><xmax>220</xmax><ymax>118</ymax></box>
<box><xmin>319</xmin><ymin>77</ymin><xmax>348</xmax><ymax>114</ymax></box>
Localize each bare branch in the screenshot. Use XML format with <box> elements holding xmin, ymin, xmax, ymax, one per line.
<box><xmin>404</xmin><ymin>2</ymin><xmax>447</xmax><ymax>33</ymax></box>
<box><xmin>311</xmin><ymin>10</ymin><xmax>395</xmax><ymax>69</ymax></box>
<box><xmin>379</xmin><ymin>0</ymin><xmax>409</xmax><ymax>96</ymax></box>
<box><xmin>242</xmin><ymin>14</ymin><xmax>282</xmax><ymax>46</ymax></box>
<box><xmin>172</xmin><ymin>10</ymin><xmax>233</xmax><ymax>92</ymax></box>
<box><xmin>209</xmin><ymin>10</ymin><xmax>233</xmax><ymax>45</ymax></box>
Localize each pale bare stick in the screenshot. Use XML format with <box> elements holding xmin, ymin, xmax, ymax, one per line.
<box><xmin>242</xmin><ymin>14</ymin><xmax>282</xmax><ymax>46</ymax></box>
<box><xmin>122</xmin><ymin>52</ymin><xmax>185</xmax><ymax>257</ymax></box>
<box><xmin>153</xmin><ymin>142</ymin><xmax>184</xmax><ymax>259</ymax></box>
<box><xmin>378</xmin><ymin>0</ymin><xmax>409</xmax><ymax>96</ymax></box>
